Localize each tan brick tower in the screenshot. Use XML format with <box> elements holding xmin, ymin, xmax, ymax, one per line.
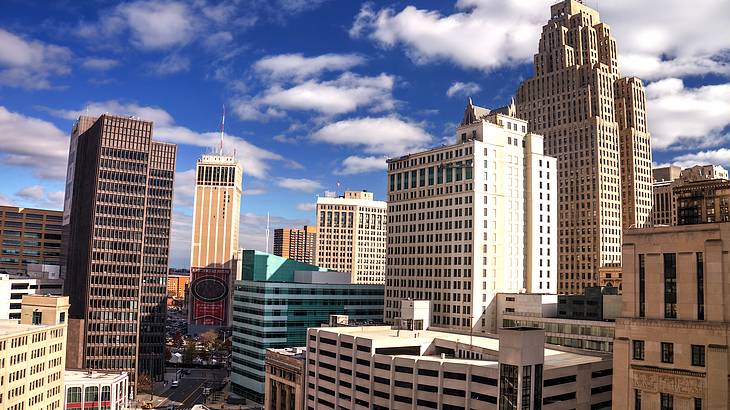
<box><xmin>515</xmin><ymin>0</ymin><xmax>653</xmax><ymax>294</ymax></box>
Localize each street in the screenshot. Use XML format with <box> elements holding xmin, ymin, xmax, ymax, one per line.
<box><xmin>138</xmin><ymin>368</ymin><xmax>227</xmax><ymax>409</ymax></box>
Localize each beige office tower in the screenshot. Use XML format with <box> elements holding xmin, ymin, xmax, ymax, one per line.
<box><xmin>189</xmin><ymin>154</ymin><xmax>242</xmax><ymax>329</ymax></box>
<box><xmin>516</xmin><ymin>0</ymin><xmax>653</xmax><ymax>294</ymax></box>
<box><xmin>652</xmin><ymin>166</ymin><xmax>681</xmax><ymax>226</ymax></box>
<box><xmin>614</xmin><ymin>223</ymin><xmax>730</xmax><ymax>409</ymax></box>
<box><xmin>384</xmin><ymin>102</ymin><xmax>557</xmax><ymax>332</ymax></box>
<box><xmin>273</xmin><ymin>226</ymin><xmax>317</xmax><ymax>264</ymax></box>
<box><xmin>315</xmin><ymin>191</ymin><xmax>386</xmax><ymax>284</ymax></box>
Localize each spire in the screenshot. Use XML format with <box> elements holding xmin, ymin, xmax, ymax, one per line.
<box><xmin>219</xmin><ymin>104</ymin><xmax>225</xmax><ymax>155</ymax></box>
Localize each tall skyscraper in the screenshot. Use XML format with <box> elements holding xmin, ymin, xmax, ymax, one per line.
<box><xmin>315</xmin><ymin>191</ymin><xmax>386</xmax><ymax>284</ymax></box>
<box><xmin>62</xmin><ymin>114</ymin><xmax>176</xmax><ymax>390</ymax></box>
<box><xmin>384</xmin><ymin>102</ymin><xmax>556</xmax><ymax>332</ymax></box>
<box><xmin>188</xmin><ymin>153</ymin><xmax>242</xmax><ymax>332</ymax></box>
<box><xmin>273</xmin><ymin>226</ymin><xmax>317</xmax><ymax>264</ymax></box>
<box><xmin>515</xmin><ymin>0</ymin><xmax>653</xmax><ymax>294</ymax></box>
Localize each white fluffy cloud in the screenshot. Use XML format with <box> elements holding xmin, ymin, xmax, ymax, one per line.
<box><xmin>671</xmin><ymin>149</ymin><xmax>730</xmax><ymax>169</ymax></box>
<box><xmin>49</xmin><ymin>100</ymin><xmax>294</xmax><ymax>179</ymax></box>
<box><xmin>646</xmin><ymin>79</ymin><xmax>730</xmax><ymax>150</ymax></box>
<box><xmin>312</xmin><ymin>116</ymin><xmax>432</xmax><ymax>157</ymax></box>
<box><xmin>0</xmin><ymin>106</ymin><xmax>69</xmax><ymax>179</ymax></box>
<box><xmin>253</xmin><ymin>53</ymin><xmax>365</xmax><ymax>81</ymax></box>
<box><xmin>78</xmin><ymin>0</ymin><xmax>197</xmax><ymax>50</ymax></box>
<box><xmin>235</xmin><ymin>72</ymin><xmax>396</xmax><ymax>119</ymax></box>
<box><xmin>336</xmin><ymin>155</ymin><xmax>388</xmax><ymax>175</ymax></box>
<box><xmin>446</xmin><ymin>81</ymin><xmax>481</xmax><ymax>98</ymax></box>
<box><xmin>351</xmin><ymin>0</ymin><xmax>730</xmax><ymax>80</ymax></box>
<box><xmin>276</xmin><ymin>178</ymin><xmax>324</xmax><ymax>192</ymax></box>
<box><xmin>350</xmin><ymin>1</ymin><xmax>547</xmax><ymax>71</ymax></box>
<box><xmin>0</xmin><ymin>29</ymin><xmax>71</xmax><ymax>89</ymax></box>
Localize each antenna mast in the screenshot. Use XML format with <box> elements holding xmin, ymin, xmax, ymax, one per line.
<box><xmin>265</xmin><ymin>212</ymin><xmax>270</xmax><ymax>253</ymax></box>
<box><xmin>219</xmin><ymin>104</ymin><xmax>225</xmax><ymax>155</ymax></box>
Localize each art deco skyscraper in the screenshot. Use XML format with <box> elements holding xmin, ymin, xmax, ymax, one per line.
<box><xmin>515</xmin><ymin>0</ymin><xmax>653</xmax><ymax>294</ymax></box>
<box><xmin>62</xmin><ymin>114</ymin><xmax>176</xmax><ymax>390</ymax></box>
<box><xmin>188</xmin><ymin>153</ymin><xmax>242</xmax><ymax>332</ymax></box>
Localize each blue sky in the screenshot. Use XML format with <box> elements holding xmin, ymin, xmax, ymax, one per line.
<box><xmin>1</xmin><ymin>0</ymin><xmax>729</xmax><ymax>267</ymax></box>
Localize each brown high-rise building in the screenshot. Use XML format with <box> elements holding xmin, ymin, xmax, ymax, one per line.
<box><xmin>62</xmin><ymin>114</ymin><xmax>176</xmax><ymax>391</ymax></box>
<box><xmin>0</xmin><ymin>205</ymin><xmax>63</xmax><ymax>275</ymax></box>
<box><xmin>273</xmin><ymin>226</ymin><xmax>317</xmax><ymax>264</ymax></box>
<box><xmin>516</xmin><ymin>0</ymin><xmax>653</xmax><ymax>294</ymax></box>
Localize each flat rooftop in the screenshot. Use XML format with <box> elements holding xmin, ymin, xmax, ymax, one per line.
<box><xmin>0</xmin><ymin>320</ymin><xmax>58</xmax><ymax>337</ymax></box>
<box><xmin>315</xmin><ymin>326</ymin><xmax>606</xmax><ymax>369</ymax></box>
<box><xmin>268</xmin><ymin>347</ymin><xmax>306</xmax><ymax>358</ymax></box>
<box><xmin>65</xmin><ymin>369</ymin><xmax>128</xmax><ymax>383</ymax></box>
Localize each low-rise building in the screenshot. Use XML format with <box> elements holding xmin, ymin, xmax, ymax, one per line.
<box><xmin>0</xmin><ymin>265</ymin><xmax>64</xmax><ymax>319</ymax></box>
<box><xmin>614</xmin><ymin>223</ymin><xmax>730</xmax><ymax>409</ymax></box>
<box><xmin>496</xmin><ymin>293</ymin><xmax>615</xmax><ymax>353</ymax></box>
<box><xmin>231</xmin><ymin>251</ymin><xmax>384</xmax><ymax>403</ymax></box>
<box><xmin>264</xmin><ymin>347</ymin><xmax>305</xmax><ymax>410</ymax></box>
<box><xmin>306</xmin><ymin>324</ymin><xmax>613</xmax><ymax>409</ymax></box>
<box><xmin>63</xmin><ymin>370</ymin><xmax>129</xmax><ymax>410</ymax></box>
<box><xmin>0</xmin><ymin>206</ymin><xmax>63</xmax><ymax>275</ymax></box>
<box><xmin>557</xmin><ymin>285</ymin><xmax>620</xmax><ymax>321</ymax></box>
<box><xmin>0</xmin><ymin>295</ymin><xmax>69</xmax><ymax>410</ymax></box>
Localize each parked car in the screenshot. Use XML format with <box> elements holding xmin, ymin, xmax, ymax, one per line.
<box><xmin>171</xmin><ymin>380</ymin><xmax>179</xmax><ymax>388</ymax></box>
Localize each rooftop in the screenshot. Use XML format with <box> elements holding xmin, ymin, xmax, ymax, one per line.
<box><xmin>65</xmin><ymin>369</ymin><xmax>129</xmax><ymax>383</ymax></box>
<box><xmin>0</xmin><ymin>320</ymin><xmax>53</xmax><ymax>338</ymax></box>
<box><xmin>268</xmin><ymin>347</ymin><xmax>307</xmax><ymax>359</ymax></box>
<box><xmin>315</xmin><ymin>325</ymin><xmax>607</xmax><ymax>369</ymax></box>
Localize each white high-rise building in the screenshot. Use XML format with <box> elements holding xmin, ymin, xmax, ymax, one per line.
<box><xmin>315</xmin><ymin>191</ymin><xmax>386</xmax><ymax>284</ymax></box>
<box><xmin>384</xmin><ymin>100</ymin><xmax>557</xmax><ymax>332</ymax></box>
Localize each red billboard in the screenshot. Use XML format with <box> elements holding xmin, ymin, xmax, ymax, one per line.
<box><xmin>190</xmin><ymin>267</ymin><xmax>230</xmax><ymax>326</ymax></box>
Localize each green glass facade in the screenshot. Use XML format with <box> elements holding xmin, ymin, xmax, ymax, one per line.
<box><xmin>230</xmin><ymin>250</ymin><xmax>384</xmax><ymax>403</ymax></box>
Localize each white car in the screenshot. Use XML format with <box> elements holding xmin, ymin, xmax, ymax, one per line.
<box><xmin>171</xmin><ymin>380</ymin><xmax>179</xmax><ymax>388</ymax></box>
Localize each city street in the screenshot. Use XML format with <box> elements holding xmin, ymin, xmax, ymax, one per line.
<box><xmin>135</xmin><ymin>368</ymin><xmax>227</xmax><ymax>409</ymax></box>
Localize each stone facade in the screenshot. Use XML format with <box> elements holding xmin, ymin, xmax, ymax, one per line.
<box><xmin>516</xmin><ymin>0</ymin><xmax>653</xmax><ymax>294</ymax></box>
<box><xmin>613</xmin><ymin>223</ymin><xmax>730</xmax><ymax>409</ymax></box>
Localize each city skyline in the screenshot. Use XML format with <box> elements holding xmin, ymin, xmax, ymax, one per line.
<box><xmin>0</xmin><ymin>0</ymin><xmax>728</xmax><ymax>269</ymax></box>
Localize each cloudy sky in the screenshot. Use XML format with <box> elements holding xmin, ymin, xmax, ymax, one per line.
<box><xmin>1</xmin><ymin>0</ymin><xmax>729</xmax><ymax>267</ymax></box>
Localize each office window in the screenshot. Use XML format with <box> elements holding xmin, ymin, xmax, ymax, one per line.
<box><xmin>32</xmin><ymin>311</ymin><xmax>42</xmax><ymax>325</ymax></box>
<box><xmin>664</xmin><ymin>253</ymin><xmax>677</xmax><ymax>319</ymax></box>
<box><xmin>660</xmin><ymin>393</ymin><xmax>673</xmax><ymax>410</ymax></box>
<box><xmin>661</xmin><ymin>342</ymin><xmax>674</xmax><ymax>364</ymax></box>
<box><xmin>499</xmin><ymin>364</ymin><xmax>518</xmax><ymax>410</ymax></box>
<box><xmin>634</xmin><ymin>390</ymin><xmax>641</xmax><ymax>410</ymax></box>
<box><xmin>697</xmin><ymin>253</ymin><xmax>704</xmax><ymax>320</ymax></box>
<box><xmin>691</xmin><ymin>345</ymin><xmax>705</xmax><ymax>367</ymax></box>
<box><xmin>639</xmin><ymin>254</ymin><xmax>645</xmax><ymax>317</ymax></box>
<box><xmin>694</xmin><ymin>398</ymin><xmax>702</xmax><ymax>410</ymax></box>
<box><xmin>632</xmin><ymin>340</ymin><xmax>644</xmax><ymax>360</ymax></box>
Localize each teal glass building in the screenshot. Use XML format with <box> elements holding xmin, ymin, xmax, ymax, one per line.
<box><xmin>230</xmin><ymin>250</ymin><xmax>384</xmax><ymax>402</ymax></box>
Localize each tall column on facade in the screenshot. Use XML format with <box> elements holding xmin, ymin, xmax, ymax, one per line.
<box><xmin>516</xmin><ymin>0</ymin><xmax>653</xmax><ymax>294</ymax></box>
<box><xmin>62</xmin><ymin>114</ymin><xmax>176</xmax><ymax>391</ymax></box>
